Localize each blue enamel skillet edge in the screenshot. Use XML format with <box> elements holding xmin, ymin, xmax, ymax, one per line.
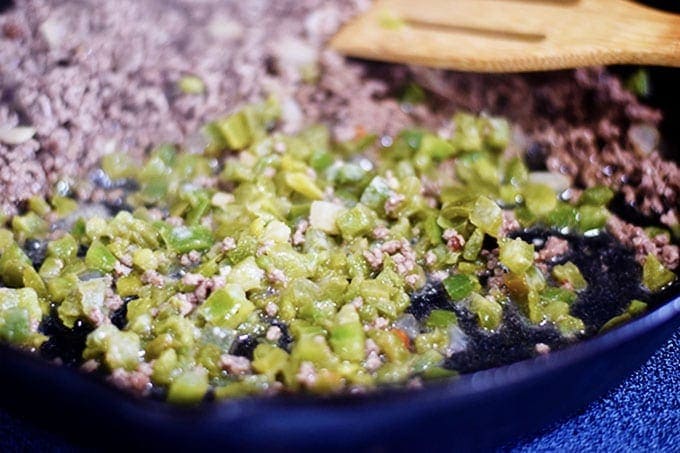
<box><xmin>0</xmin><ymin>291</ymin><xmax>678</xmax><ymax>451</ymax></box>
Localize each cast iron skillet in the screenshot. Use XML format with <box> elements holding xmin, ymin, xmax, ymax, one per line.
<box><xmin>0</xmin><ymin>1</ymin><xmax>679</xmax><ymax>450</ymax></box>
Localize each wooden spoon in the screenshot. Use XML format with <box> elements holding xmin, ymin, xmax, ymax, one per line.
<box><xmin>330</xmin><ymin>0</ymin><xmax>680</xmax><ymax>72</ymax></box>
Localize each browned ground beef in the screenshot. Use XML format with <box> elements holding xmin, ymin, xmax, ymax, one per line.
<box><xmin>0</xmin><ymin>0</ymin><xmax>678</xmax><ymax>255</ymax></box>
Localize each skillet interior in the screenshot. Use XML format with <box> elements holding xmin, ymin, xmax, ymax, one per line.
<box><xmin>1</xmin><ymin>0</ymin><xmax>680</xmax><ymax>449</ymax></box>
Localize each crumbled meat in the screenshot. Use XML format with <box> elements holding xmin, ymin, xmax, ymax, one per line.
<box><xmin>1</xmin><ymin>1</ymin><xmax>676</xmax><ymax>237</ymax></box>
<box><xmin>166</xmin><ymin>217</ymin><xmax>184</xmax><ymax>227</ymax></box>
<box><xmin>257</xmin><ymin>240</ymin><xmax>274</xmax><ymax>257</ymax></box>
<box><xmin>363</xmin><ymin>247</ymin><xmax>384</xmax><ymax>270</ymax></box>
<box><xmin>499</xmin><ymin>211</ymin><xmax>521</xmax><ymax>238</ymax></box>
<box><xmin>221</xmin><ymin>236</ymin><xmax>236</xmax><ymax>252</ymax></box>
<box><xmin>104</xmin><ymin>290</ymin><xmax>124</xmax><ymax>311</ymax></box>
<box><xmin>607</xmin><ymin>215</ymin><xmax>679</xmax><ymax>270</ymax></box>
<box><xmin>364</xmin><ymin>238</ymin><xmax>418</xmax><ymax>276</ymax></box>
<box><xmin>118</xmin><ymin>254</ymin><xmax>133</xmax><ymax>267</ymax></box>
<box><xmin>406</xmin><ymin>377</ymin><xmax>423</xmax><ymax>389</ymax></box>
<box><xmin>265</xmin><ymin>302</ymin><xmax>279</xmax><ymax>317</ymax></box>
<box><xmin>220</xmin><ymin>354</ymin><xmax>252</xmax><ymax>375</ymax></box>
<box><xmin>424</xmin><ymin>251</ymin><xmax>437</xmax><ymax>267</ymax></box>
<box><xmin>86</xmin><ymin>308</ymin><xmax>105</xmax><ymax>327</ymax></box>
<box><xmin>266</xmin><ymin>325</ymin><xmax>282</xmax><ymax>342</ymax></box>
<box><xmin>384</xmin><ymin>192</ymin><xmax>405</xmax><ymax>216</ymax></box>
<box><xmin>292</xmin><ymin>219</ymin><xmax>309</xmax><ymax>246</ymax></box>
<box><xmin>182</xmin><ymin>273</ymin><xmax>225</xmax><ymax>303</ymax></box>
<box><xmin>175</xmin><ymin>293</ymin><xmax>196</xmax><ymax>316</ymax></box>
<box><xmin>350</xmin><ymin>296</ymin><xmax>364</xmax><ymax>309</ymax></box>
<box><xmin>537</xmin><ymin>236</ymin><xmax>570</xmax><ymax>263</ymax></box>
<box><xmin>364</xmin><ymin>338</ymin><xmax>382</xmax><ymax>372</ymax></box>
<box><xmin>2</xmin><ymin>21</ymin><xmax>24</xmax><ymax>40</ymax></box>
<box><xmin>267</xmin><ymin>268</ymin><xmax>288</xmax><ymax>285</ymax></box>
<box><xmin>296</xmin><ymin>361</ymin><xmax>317</xmax><ymax>388</ymax></box>
<box><xmin>141</xmin><ymin>270</ymin><xmax>165</xmax><ymax>287</ymax></box>
<box><xmin>380</xmin><ymin>240</ymin><xmax>401</xmax><ymax>254</ymax></box>
<box><xmin>181</xmin><ymin>272</ymin><xmax>204</xmax><ymax>287</ymax></box>
<box><xmin>107</xmin><ymin>366</ymin><xmax>152</xmax><ymax>396</ymax></box>
<box><xmin>404</xmin><ymin>274</ymin><xmax>419</xmax><ymax>287</ymax></box>
<box><xmin>430</xmin><ymin>270</ymin><xmax>449</xmax><ymax>282</ymax></box>
<box><xmin>373</xmin><ymin>317</ymin><xmax>389</xmax><ymax>330</ymax></box>
<box><xmin>442</xmin><ymin>229</ymin><xmax>465</xmax><ymax>251</ymax></box>
<box><xmin>535</xmin><ymin>343</ymin><xmax>551</xmax><ymax>355</ymax></box>
<box><xmin>113</xmin><ymin>261</ymin><xmax>132</xmax><ymax>277</ymax></box>
<box><xmin>180</xmin><ymin>250</ymin><xmax>202</xmax><ymax>267</ymax></box>
<box><xmin>372</xmin><ymin>225</ymin><xmax>390</xmax><ymax>240</ymax></box>
<box><xmin>80</xmin><ymin>359</ymin><xmax>99</xmax><ymax>373</ymax></box>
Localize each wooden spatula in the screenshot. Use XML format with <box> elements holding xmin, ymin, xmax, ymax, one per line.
<box><xmin>330</xmin><ymin>0</ymin><xmax>680</xmax><ymax>72</ymax></box>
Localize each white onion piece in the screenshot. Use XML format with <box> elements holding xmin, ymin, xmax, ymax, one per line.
<box><xmin>628</xmin><ymin>123</ymin><xmax>659</xmax><ymax>156</ymax></box>
<box><xmin>394</xmin><ymin>314</ymin><xmax>420</xmax><ymax>339</ymax></box>
<box><xmin>528</xmin><ymin>171</ymin><xmax>571</xmax><ymax>193</ymax></box>
<box><xmin>309</xmin><ymin>201</ymin><xmax>344</xmax><ymax>235</ymax></box>
<box><xmin>512</xmin><ymin>126</ymin><xmax>530</xmax><ymax>152</ymax></box>
<box><xmin>207</xmin><ymin>16</ymin><xmax>243</xmax><ymax>41</ymax></box>
<box><xmin>0</xmin><ymin>126</ymin><xmax>35</xmax><ymax>145</ymax></box>
<box><xmin>280</xmin><ymin>97</ymin><xmax>303</xmax><ymax>134</ymax></box>
<box><xmin>446</xmin><ymin>324</ymin><xmax>468</xmax><ymax>356</ymax></box>
<box><xmin>274</xmin><ymin>37</ymin><xmax>317</xmax><ymax>73</ymax></box>
<box><xmin>185</xmin><ymin>130</ymin><xmax>209</xmax><ymax>155</ymax></box>
<box><xmin>39</xmin><ymin>17</ymin><xmax>66</xmax><ymax>49</ymax></box>
<box><xmin>58</xmin><ymin>203</ymin><xmax>111</xmax><ymax>232</ymax></box>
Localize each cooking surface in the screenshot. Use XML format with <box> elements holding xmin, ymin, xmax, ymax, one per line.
<box><xmin>1</xmin><ymin>0</ymin><xmax>679</xmax><ymax>450</ymax></box>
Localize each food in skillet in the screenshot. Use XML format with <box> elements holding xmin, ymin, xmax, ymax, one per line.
<box><xmin>0</xmin><ymin>1</ymin><xmax>678</xmax><ymax>403</ymax></box>
<box><xmin>0</xmin><ymin>100</ymin><xmax>677</xmax><ymax>402</ymax></box>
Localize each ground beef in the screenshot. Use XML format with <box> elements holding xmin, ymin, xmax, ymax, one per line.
<box><xmin>0</xmin><ymin>0</ymin><xmax>677</xmax><ymax>240</ymax></box>
<box><xmin>537</xmin><ymin>236</ymin><xmax>570</xmax><ymax>264</ymax></box>
<box><xmin>607</xmin><ymin>215</ymin><xmax>679</xmax><ymax>270</ymax></box>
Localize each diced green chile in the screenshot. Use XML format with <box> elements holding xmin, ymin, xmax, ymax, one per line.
<box><xmin>0</xmin><ymin>102</ymin><xmax>673</xmax><ymax>402</ymax></box>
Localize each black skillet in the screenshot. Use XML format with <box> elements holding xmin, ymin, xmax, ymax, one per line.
<box><xmin>0</xmin><ymin>1</ymin><xmax>679</xmax><ymax>450</ymax></box>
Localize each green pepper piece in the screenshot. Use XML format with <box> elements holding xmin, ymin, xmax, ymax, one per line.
<box><xmin>329</xmin><ymin>304</ymin><xmax>365</xmax><ymax>362</ymax></box>
<box><xmin>579</xmin><ymin>186</ymin><xmax>614</xmax><ymax>206</ymax></box>
<box><xmin>426</xmin><ymin>309</ymin><xmax>458</xmax><ymax>328</ymax></box>
<box><xmin>469</xmin><ymin>196</ymin><xmax>502</xmax><ymax>238</ymax></box>
<box><xmin>252</xmin><ymin>344</ymin><xmax>289</xmax><ymax>380</ymax></box>
<box><xmin>552</xmin><ymin>262</ymin><xmax>587</xmax><ymax>291</ymax></box>
<box><xmin>523</xmin><ymin>183</ymin><xmax>557</xmax><ymax>218</ymax></box>
<box><xmin>336</xmin><ymin>204</ymin><xmax>377</xmax><ymax>239</ymax></box>
<box><xmin>442</xmin><ymin>274</ymin><xmax>474</xmax><ymax>301</ymax></box>
<box><xmin>642</xmin><ymin>253</ymin><xmax>676</xmax><ymax>291</ymax></box>
<box><xmin>200</xmin><ymin>284</ymin><xmax>255</xmax><ymax>329</ymax></box>
<box><xmin>160</xmin><ymin>224</ymin><xmax>213</xmax><ymax>253</ymax></box>
<box><xmin>577</xmin><ymin>205</ymin><xmax>609</xmax><ymax>232</ymax></box>
<box><xmin>499</xmin><ymin>237</ymin><xmax>534</xmax><ymax>274</ymax></box>
<box><xmin>215</xmin><ymin>111</ymin><xmax>252</xmax><ymax>150</ymax></box>
<box><xmin>469</xmin><ymin>293</ymin><xmax>503</xmax><ymax>331</ymax></box>
<box><xmin>168</xmin><ymin>368</ymin><xmax>209</xmax><ymax>404</ymax></box>
<box><xmin>178</xmin><ymin>75</ymin><xmax>205</xmax><ymax>95</ymax></box>
<box><xmin>85</xmin><ymin>240</ymin><xmax>117</xmax><ymax>273</ymax></box>
<box><xmin>0</xmin><ymin>243</ymin><xmax>32</xmax><ymax>287</ymax></box>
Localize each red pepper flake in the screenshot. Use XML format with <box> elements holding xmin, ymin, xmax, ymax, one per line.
<box><xmin>2</xmin><ymin>22</ymin><xmax>23</xmax><ymax>40</ymax></box>
<box><xmin>392</xmin><ymin>328</ymin><xmax>411</xmax><ymax>350</ymax></box>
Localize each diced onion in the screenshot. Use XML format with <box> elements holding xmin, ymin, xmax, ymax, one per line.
<box><xmin>0</xmin><ymin>126</ymin><xmax>36</xmax><ymax>145</ymax></box>
<box><xmin>628</xmin><ymin>123</ymin><xmax>659</xmax><ymax>156</ymax></box>
<box><xmin>309</xmin><ymin>201</ymin><xmax>345</xmax><ymax>235</ymax></box>
<box><xmin>446</xmin><ymin>324</ymin><xmax>468</xmax><ymax>356</ymax></box>
<box><xmin>394</xmin><ymin>314</ymin><xmax>419</xmax><ymax>339</ymax></box>
<box><xmin>528</xmin><ymin>171</ymin><xmax>571</xmax><ymax>193</ymax></box>
<box><xmin>39</xmin><ymin>17</ymin><xmax>66</xmax><ymax>49</ymax></box>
